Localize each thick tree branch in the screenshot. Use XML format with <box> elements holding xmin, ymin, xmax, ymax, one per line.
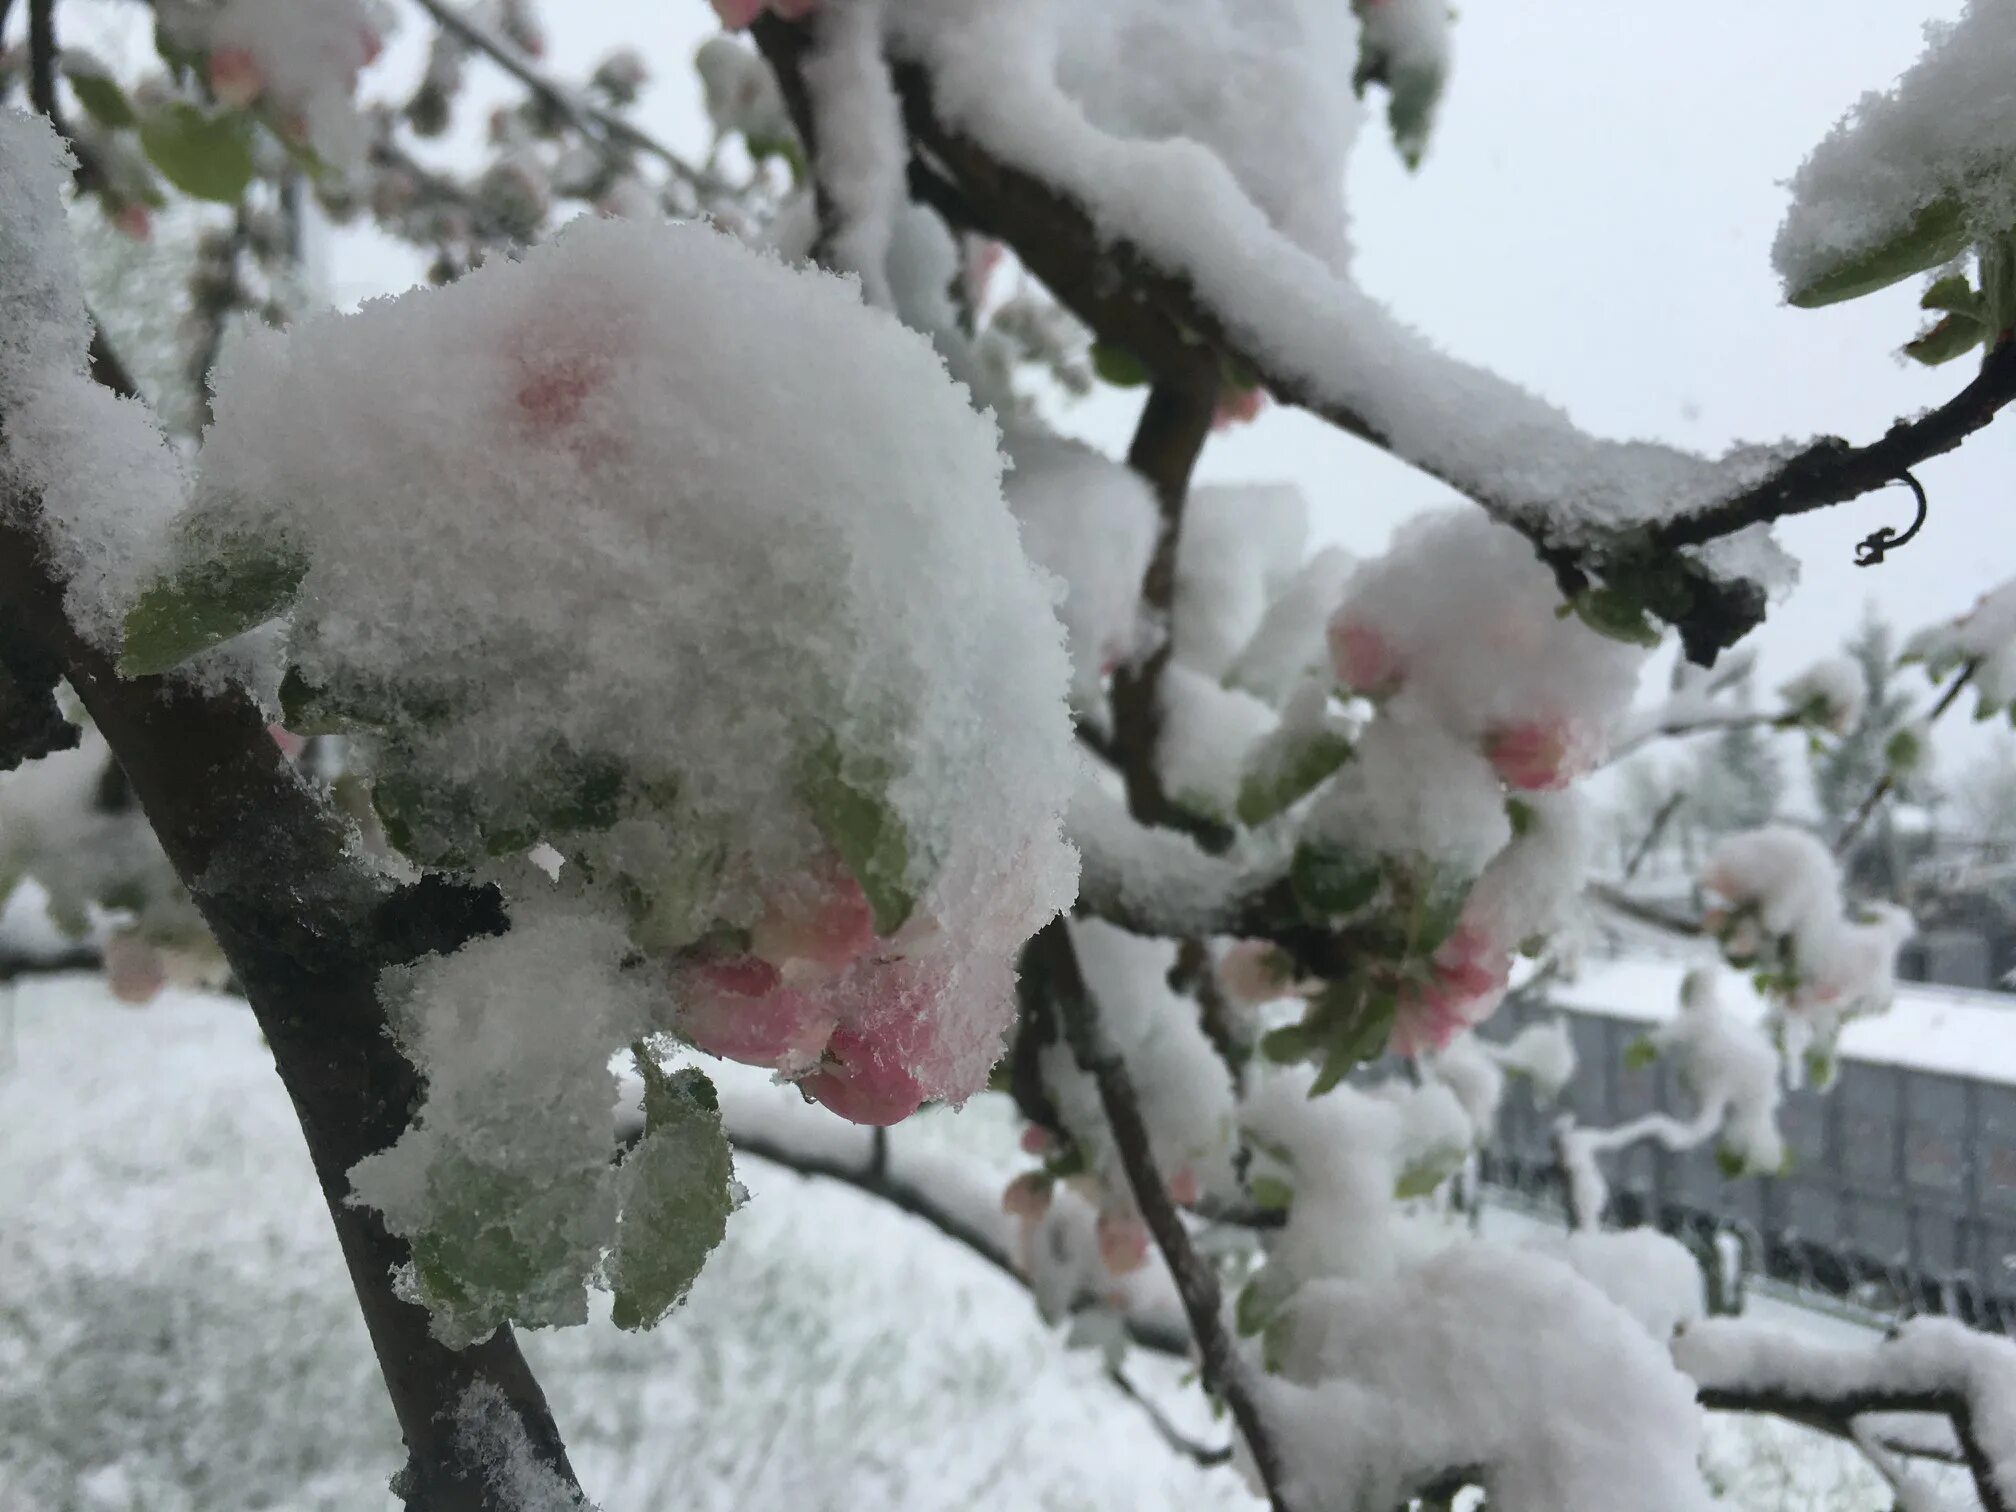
<box><xmin>834</xmin><ymin>33</ymin><xmax>2015</xmax><ymax>662</ymax></box>
<box><xmin>26</xmin><ymin>0</ymin><xmax>57</xmax><ymax>125</ymax></box>
<box><xmin>0</xmin><ymin>311</ymin><xmax>579</xmax><ymax>1508</ymax></box>
<box><xmin>1032</xmin><ymin>920</ymin><xmax>1300</xmax><ymax>1510</ymax></box>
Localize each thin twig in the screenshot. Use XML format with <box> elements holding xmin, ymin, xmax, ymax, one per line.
<box><xmin>1106</xmin><ymin>1367</ymin><xmax>1233</xmax><ymax>1468</ymax></box>
<box><xmin>1835</xmin><ymin>659</ymin><xmax>1978</xmax><ymax>856</ymax></box>
<box><xmin>1033</xmin><ymin>921</ymin><xmax>1300</xmax><ymax>1510</ymax></box>
<box><xmin>1622</xmin><ymin>792</ymin><xmax>1686</xmax><ymax>882</ymax></box>
<box><xmin>410</xmin><ymin>0</ymin><xmax>725</xmax><ymax>197</ymax></box>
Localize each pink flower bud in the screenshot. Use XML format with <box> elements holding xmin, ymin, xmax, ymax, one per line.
<box><xmin>749</xmin><ymin>863</ymin><xmax>878</xmax><ymax>978</ymax></box>
<box><xmin>1216</xmin><ymin>939</ymin><xmax>1292</xmax><ymax>1006</ymax></box>
<box><xmin>1019</xmin><ymin>1124</ymin><xmax>1058</xmax><ymax>1156</ymax></box>
<box><xmin>711</xmin><ymin>0</ymin><xmax>769</xmax><ymax>28</ymax></box>
<box><xmin>1000</xmin><ymin>1172</ymin><xmax>1052</xmax><ymax>1221</ymax></box>
<box><xmin>677</xmin><ymin>955</ymin><xmax>838</xmax><ymax>1071</ymax></box>
<box><xmin>207</xmin><ymin>46</ymin><xmax>264</xmax><ymax>109</ymax></box>
<box><xmin>1327</xmin><ymin>611</ymin><xmax>1403</xmax><ymax>697</ymax></box>
<box><xmin>1211</xmin><ymin>385</ymin><xmax>1267</xmax><ymax>431</ymax></box>
<box><xmin>110</xmin><ymin>203</ymin><xmax>152</xmax><ymax>243</ymax></box>
<box><xmin>800</xmin><ymin>1024</ymin><xmax>927</xmax><ymax>1126</ymax></box>
<box><xmin>1166</xmin><ymin>1166</ymin><xmax>1201</xmax><ymax>1208</ymax></box>
<box><xmin>104</xmin><ymin>932</ymin><xmax>167</xmax><ymax>1006</ymax></box>
<box><xmin>1483</xmin><ymin>718</ymin><xmax>1598</xmax><ymax>792</ymax></box>
<box><xmin>1095</xmin><ymin>1209</ymin><xmax>1151</xmax><ymax>1276</ymax></box>
<box><xmin>1390</xmin><ymin>922</ymin><xmax>1510</xmax><ymax>1057</ymax></box>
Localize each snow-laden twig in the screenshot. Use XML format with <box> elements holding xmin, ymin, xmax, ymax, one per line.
<box><xmin>1030</xmin><ymin>920</ymin><xmax>1301</xmax><ymax>1511</ymax></box>
<box><xmin>1677</xmin><ymin>1316</ymin><xmax>2016</xmax><ymax>1512</ymax></box>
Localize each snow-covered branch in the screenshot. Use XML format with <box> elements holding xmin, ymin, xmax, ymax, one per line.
<box><xmin>1031</xmin><ymin>920</ymin><xmax>1300</xmax><ymax>1511</ymax></box>
<box><xmin>747</xmin><ymin>10</ymin><xmax>2016</xmax><ymax>663</ymax></box>
<box><xmin>1677</xmin><ymin>1317</ymin><xmax>2016</xmax><ymax>1512</ymax></box>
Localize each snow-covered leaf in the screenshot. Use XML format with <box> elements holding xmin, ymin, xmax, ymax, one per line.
<box><xmin>608</xmin><ymin>1054</ymin><xmax>734</xmax><ymax>1333</ymax></box>
<box><xmin>138</xmin><ymin>103</ymin><xmax>255</xmax><ymax>204</ymax></box>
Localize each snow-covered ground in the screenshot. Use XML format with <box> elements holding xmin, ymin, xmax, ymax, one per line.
<box><xmin>0</xmin><ymin>977</ymin><xmax>1924</xmax><ymax>1510</ymax></box>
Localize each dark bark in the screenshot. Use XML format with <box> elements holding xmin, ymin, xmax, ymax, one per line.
<box><xmin>0</xmin><ymin>503</ymin><xmax>579</xmax><ymax>1509</ymax></box>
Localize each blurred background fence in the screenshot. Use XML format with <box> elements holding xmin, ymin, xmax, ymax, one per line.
<box><xmin>1482</xmin><ymin>991</ymin><xmax>2016</xmax><ymax>1334</ymax></box>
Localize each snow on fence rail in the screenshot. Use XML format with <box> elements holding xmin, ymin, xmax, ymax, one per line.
<box><xmin>1486</xmin><ymin>962</ymin><xmax>2016</xmax><ymax>1333</ymax></box>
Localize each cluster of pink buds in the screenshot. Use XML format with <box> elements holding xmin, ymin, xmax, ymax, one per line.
<box><xmin>1389</xmin><ymin>920</ymin><xmax>1511</xmax><ymax>1057</ymax></box>
<box><xmin>205</xmin><ymin>21</ymin><xmax>381</xmax><ymax>113</ymax></box>
<box><xmin>1482</xmin><ymin>716</ymin><xmax>1597</xmax><ymax>792</ymax></box>
<box><xmin>674</xmin><ymin>865</ymin><xmax>944</xmax><ymax>1126</ymax></box>
<box><xmin>999</xmin><ymin>1124</ymin><xmax>1201</xmax><ymax>1280</ymax></box>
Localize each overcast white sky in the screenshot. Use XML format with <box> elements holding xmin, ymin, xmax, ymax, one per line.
<box><xmin>322</xmin><ymin>2</ymin><xmax>2006</xmax><ymax>761</ymax></box>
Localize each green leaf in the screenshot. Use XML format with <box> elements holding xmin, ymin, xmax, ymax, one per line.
<box><xmin>1248</xmin><ymin>1175</ymin><xmax>1295</xmax><ymax>1212</ymax></box>
<box><xmin>1259</xmin><ymin>1021</ymin><xmax>1319</xmax><ymax>1065</ymax></box>
<box><xmin>1394</xmin><ymin>1147</ymin><xmax>1463</xmax><ymax>1200</ymax></box>
<box><xmin>139</xmin><ymin>102</ymin><xmax>255</xmax><ymax>203</ymax></box>
<box><xmin>1920</xmin><ymin>274</ymin><xmax>1982</xmax><ymax>316</ymax></box>
<box><xmin>1089</xmin><ymin>341</ymin><xmax>1151</xmax><ymax>388</ymax></box>
<box><xmin>609</xmin><ymin>1052</ymin><xmax>735</xmax><ymax>1332</ymax></box>
<box><xmin>1622</xmin><ymin>1036</ymin><xmax>1660</xmax><ymax>1072</ymax></box>
<box><xmin>1235</xmin><ymin>1279</ymin><xmax>1274</xmax><ymax>1337</ymax></box>
<box><xmin>1289</xmin><ymin>842</ymin><xmax>1382</xmax><ymax>920</ymax></box>
<box><xmin>1904</xmin><ymin>312</ymin><xmax>1987</xmax><ymax>367</ymax></box>
<box><xmin>1786</xmin><ymin>195</ymin><xmax>1972</xmax><ymax>309</ymax></box>
<box><xmin>1236</xmin><ymin>729</ymin><xmax>1352</xmax><ymax>827</ymax></box>
<box><xmin>120</xmin><ymin>533</ymin><xmax>308</xmax><ymax>676</ymax></box>
<box><xmin>799</xmin><ymin>734</ymin><xmax>917</xmax><ymax>936</ymax></box>
<box><xmin>67</xmin><ymin>68</ymin><xmax>136</xmax><ymax>129</ymax></box>
<box><xmin>1572</xmin><ymin>587</ymin><xmax>1663</xmax><ymax>648</ymax></box>
<box><xmin>1506</xmin><ymin>797</ymin><xmax>1536</xmax><ymax>838</ymax></box>
<box><xmin>1884</xmin><ymin>725</ymin><xmax>1923</xmax><ymax>773</ymax></box>
<box><xmin>1308</xmin><ymin>984</ymin><xmax>1396</xmax><ymax>1095</ymax></box>
<box><xmin>1714</xmin><ymin>1144</ymin><xmax>1746</xmax><ymax>1180</ymax></box>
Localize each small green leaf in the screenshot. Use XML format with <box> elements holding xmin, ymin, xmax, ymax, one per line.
<box><xmin>609</xmin><ymin>1052</ymin><xmax>735</xmax><ymax>1332</ymax></box>
<box><xmin>1904</xmin><ymin>311</ymin><xmax>1987</xmax><ymax>367</ymax></box>
<box><xmin>1506</xmin><ymin>797</ymin><xmax>1536</xmax><ymax>838</ymax></box>
<box><xmin>1786</xmin><ymin>195</ymin><xmax>1972</xmax><ymax>309</ymax></box>
<box><xmin>1884</xmin><ymin>726</ymin><xmax>1923</xmax><ymax>773</ymax></box>
<box><xmin>1622</xmin><ymin>1037</ymin><xmax>1659</xmax><ymax>1072</ymax></box>
<box><xmin>1290</xmin><ymin>842</ymin><xmax>1382</xmax><ymax>920</ymax></box>
<box><xmin>1089</xmin><ymin>341</ymin><xmax>1151</xmax><ymax>388</ymax></box>
<box><xmin>1248</xmin><ymin>1175</ymin><xmax>1295</xmax><ymax>1213</ymax></box>
<box><xmin>799</xmin><ymin>734</ymin><xmax>916</xmax><ymax>936</ymax></box>
<box><xmin>1307</xmin><ymin>983</ymin><xmax>1396</xmax><ymax>1095</ymax></box>
<box><xmin>1920</xmin><ymin>274</ymin><xmax>1982</xmax><ymax>316</ymax></box>
<box><xmin>120</xmin><ymin>534</ymin><xmax>307</xmax><ymax>676</ymax></box>
<box><xmin>1236</xmin><ymin>729</ymin><xmax>1352</xmax><ymax>827</ymax></box>
<box><xmin>67</xmin><ymin>68</ymin><xmax>136</xmax><ymax>129</ymax></box>
<box><xmin>1715</xmin><ymin>1144</ymin><xmax>1746</xmax><ymax>1180</ymax></box>
<box><xmin>139</xmin><ymin>102</ymin><xmax>255</xmax><ymax>203</ymax></box>
<box><xmin>1394</xmin><ymin>1147</ymin><xmax>1463</xmax><ymax>1201</ymax></box>
<box><xmin>1234</xmin><ymin>1279</ymin><xmax>1275</xmax><ymax>1336</ymax></box>
<box><xmin>1259</xmin><ymin>1021</ymin><xmax>1319</xmax><ymax>1065</ymax></box>
<box><xmin>1572</xmin><ymin>587</ymin><xmax>1663</xmax><ymax>648</ymax></box>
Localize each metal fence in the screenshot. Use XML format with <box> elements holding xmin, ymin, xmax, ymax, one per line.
<box><xmin>1480</xmin><ymin>992</ymin><xmax>2016</xmax><ymax>1334</ymax></box>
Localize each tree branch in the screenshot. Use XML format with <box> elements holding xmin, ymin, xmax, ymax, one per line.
<box><xmin>1678</xmin><ymin>1317</ymin><xmax>2016</xmax><ymax>1512</ymax></box>
<box><xmin>412</xmin><ymin>0</ymin><xmax>724</xmax><ymax>197</ymax></box>
<box><xmin>854</xmin><ymin>33</ymin><xmax>2016</xmax><ymax>662</ymax></box>
<box><xmin>1834</xmin><ymin>658</ymin><xmax>1977</xmax><ymax>856</ymax></box>
<box><xmin>1032</xmin><ymin>920</ymin><xmax>1300</xmax><ymax>1510</ymax></box>
<box><xmin>1106</xmin><ymin>381</ymin><xmax>1223</xmax><ymax>835</ymax></box>
<box><xmin>0</xmin><ymin>316</ymin><xmax>581</xmax><ymax>1503</ymax></box>
<box><xmin>26</xmin><ymin>0</ymin><xmax>57</xmax><ymax>125</ymax></box>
